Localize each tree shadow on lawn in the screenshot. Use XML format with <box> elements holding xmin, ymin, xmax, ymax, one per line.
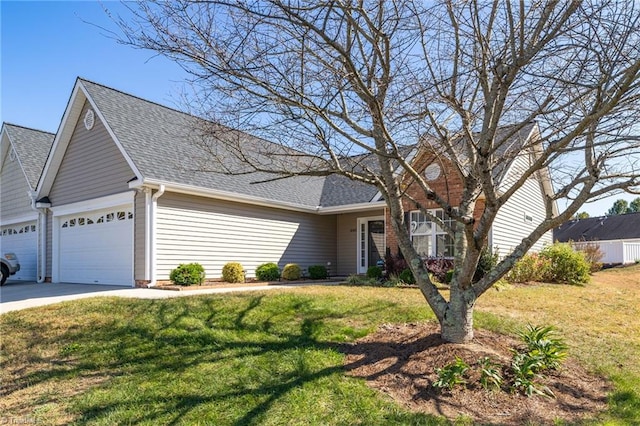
<box><xmin>2</xmin><ymin>295</ymin><xmax>442</xmax><ymax>425</ymax></box>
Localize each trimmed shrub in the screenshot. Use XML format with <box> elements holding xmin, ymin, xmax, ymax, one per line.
<box><xmin>308</xmin><ymin>264</ymin><xmax>328</xmax><ymax>279</ymax></box>
<box><xmin>366</xmin><ymin>266</ymin><xmax>383</xmax><ymax>280</ymax></box>
<box><xmin>169</xmin><ymin>263</ymin><xmax>205</xmax><ymax>286</ymax></box>
<box><xmin>282</xmin><ymin>263</ymin><xmax>302</xmax><ymax>280</ymax></box>
<box><xmin>222</xmin><ymin>262</ymin><xmax>245</xmax><ymax>283</ymax></box>
<box><xmin>399</xmin><ymin>268</ymin><xmax>415</xmax><ymax>284</ymax></box>
<box><xmin>540</xmin><ymin>242</ymin><xmax>590</xmax><ymax>285</ymax></box>
<box><xmin>255</xmin><ymin>262</ymin><xmax>281</xmax><ymax>281</ymax></box>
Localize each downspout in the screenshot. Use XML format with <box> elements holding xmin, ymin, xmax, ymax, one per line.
<box><xmin>29</xmin><ymin>191</ymin><xmax>46</xmax><ymax>283</ymax></box>
<box><xmin>148</xmin><ymin>185</ymin><xmax>165</xmax><ymax>287</ymax></box>
<box><xmin>143</xmin><ymin>188</ymin><xmax>151</xmax><ymax>282</ymax></box>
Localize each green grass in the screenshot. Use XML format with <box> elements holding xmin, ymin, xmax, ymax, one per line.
<box><xmin>1</xmin><ymin>266</ymin><xmax>639</xmax><ymax>425</ymax></box>
<box><xmin>1</xmin><ymin>290</ymin><xmax>444</xmax><ymax>425</ymax></box>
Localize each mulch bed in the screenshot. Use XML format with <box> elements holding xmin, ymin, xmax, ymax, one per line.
<box><xmin>343</xmin><ymin>322</ymin><xmax>611</xmax><ymax>425</ymax></box>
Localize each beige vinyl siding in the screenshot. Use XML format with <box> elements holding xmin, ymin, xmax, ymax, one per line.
<box><xmin>48</xmin><ymin>101</ymin><xmax>134</xmax><ymax>206</ymax></box>
<box><xmin>1</xmin><ymin>146</ymin><xmax>33</xmax><ymax>221</ymax></box>
<box><xmin>336</xmin><ymin>210</ymin><xmax>384</xmax><ymax>276</ymax></box>
<box><xmin>156</xmin><ymin>192</ymin><xmax>337</xmax><ymax>280</ymax></box>
<box><xmin>492</xmin><ymin>155</ymin><xmax>552</xmax><ymax>255</ymax></box>
<box><xmin>134</xmin><ymin>191</ymin><xmax>146</xmax><ymax>280</ymax></box>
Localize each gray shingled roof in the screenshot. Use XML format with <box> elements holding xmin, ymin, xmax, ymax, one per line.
<box><xmin>81</xmin><ymin>79</ymin><xmax>330</xmax><ymax>208</ymax></box>
<box><xmin>79</xmin><ymin>79</ymin><xmax>537</xmax><ymax>209</ymax></box>
<box><xmin>554</xmin><ymin>212</ymin><xmax>640</xmax><ymax>241</ymax></box>
<box><xmin>4</xmin><ymin>124</ymin><xmax>55</xmax><ymax>189</ymax></box>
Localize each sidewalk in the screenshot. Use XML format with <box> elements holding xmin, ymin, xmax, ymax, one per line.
<box><xmin>0</xmin><ymin>280</ymin><xmax>342</xmax><ymax>314</ymax></box>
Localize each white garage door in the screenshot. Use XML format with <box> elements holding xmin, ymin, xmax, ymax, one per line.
<box><xmin>0</xmin><ymin>221</ymin><xmax>38</xmax><ymax>281</ymax></box>
<box><xmin>58</xmin><ymin>206</ymin><xmax>133</xmax><ymax>285</ymax></box>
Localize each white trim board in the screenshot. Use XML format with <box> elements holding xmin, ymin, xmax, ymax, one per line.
<box><xmin>51</xmin><ymin>191</ymin><xmax>135</xmax><ymax>217</ymax></box>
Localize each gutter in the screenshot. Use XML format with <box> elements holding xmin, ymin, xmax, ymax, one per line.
<box><xmin>130</xmin><ymin>179</ymin><xmax>387</xmax><ymax>215</ymax></box>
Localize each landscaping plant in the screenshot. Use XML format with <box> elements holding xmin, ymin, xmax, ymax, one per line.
<box><xmin>366</xmin><ymin>266</ymin><xmax>383</xmax><ymax>280</ymax></box>
<box><xmin>506</xmin><ymin>253</ymin><xmax>550</xmax><ymax>283</ymax></box>
<box><xmin>222</xmin><ymin>262</ymin><xmax>244</xmax><ymax>283</ymax></box>
<box><xmin>169</xmin><ymin>263</ymin><xmax>205</xmax><ymax>286</ymax></box>
<box><xmin>308</xmin><ymin>264</ymin><xmax>328</xmax><ymax>279</ymax></box>
<box><xmin>478</xmin><ymin>357</ymin><xmax>503</xmax><ymax>391</ymax></box>
<box><xmin>255</xmin><ymin>262</ymin><xmax>281</xmax><ymax>281</ymax></box>
<box><xmin>517</xmin><ymin>324</ymin><xmax>568</xmax><ymax>371</ymax></box>
<box><xmin>433</xmin><ymin>357</ymin><xmax>470</xmax><ymax>391</ymax></box>
<box><xmin>398</xmin><ymin>268</ymin><xmax>415</xmax><ymax>285</ymax></box>
<box><xmin>281</xmin><ymin>263</ymin><xmax>302</xmax><ymax>280</ymax></box>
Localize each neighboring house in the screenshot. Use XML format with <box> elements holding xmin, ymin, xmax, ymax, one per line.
<box><xmin>30</xmin><ymin>78</ymin><xmax>555</xmax><ymax>287</ymax></box>
<box><xmin>0</xmin><ymin>124</ymin><xmax>55</xmax><ymax>281</ymax></box>
<box><xmin>554</xmin><ymin>213</ymin><xmax>640</xmax><ymax>264</ymax></box>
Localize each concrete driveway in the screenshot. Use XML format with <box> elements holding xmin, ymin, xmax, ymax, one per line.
<box><xmin>0</xmin><ymin>280</ymin><xmax>310</xmax><ymax>314</ymax></box>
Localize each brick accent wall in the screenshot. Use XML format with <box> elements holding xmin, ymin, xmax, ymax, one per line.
<box><xmin>385</xmin><ymin>152</ymin><xmax>486</xmax><ymax>257</ymax></box>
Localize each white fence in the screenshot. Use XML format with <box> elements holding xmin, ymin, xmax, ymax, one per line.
<box><xmin>573</xmin><ymin>240</ymin><xmax>640</xmax><ymax>264</ymax></box>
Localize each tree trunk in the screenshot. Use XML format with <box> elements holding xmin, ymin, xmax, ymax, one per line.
<box><xmin>440</xmin><ymin>287</ymin><xmax>476</xmax><ymax>343</ymax></box>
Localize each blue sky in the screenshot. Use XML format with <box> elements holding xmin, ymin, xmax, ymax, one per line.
<box><xmin>1</xmin><ymin>1</ymin><xmax>637</xmax><ymax>217</ymax></box>
<box><xmin>1</xmin><ymin>1</ymin><xmax>189</xmax><ymax>132</ymax></box>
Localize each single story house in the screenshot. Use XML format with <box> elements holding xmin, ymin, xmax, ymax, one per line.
<box><xmin>1</xmin><ymin>78</ymin><xmax>555</xmax><ymax>286</ymax></box>
<box><xmin>554</xmin><ymin>213</ymin><xmax>640</xmax><ymax>264</ymax></box>
<box><xmin>0</xmin><ymin>124</ymin><xmax>55</xmax><ymax>281</ymax></box>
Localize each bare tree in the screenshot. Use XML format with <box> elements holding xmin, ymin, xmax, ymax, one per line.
<box><xmin>113</xmin><ymin>0</ymin><xmax>640</xmax><ymax>343</ymax></box>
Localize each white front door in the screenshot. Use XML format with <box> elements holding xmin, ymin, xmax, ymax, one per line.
<box><xmin>57</xmin><ymin>205</ymin><xmax>134</xmax><ymax>285</ymax></box>
<box><xmin>0</xmin><ymin>221</ymin><xmax>38</xmax><ymax>281</ymax></box>
<box><xmin>357</xmin><ymin>216</ymin><xmax>385</xmax><ymax>274</ymax></box>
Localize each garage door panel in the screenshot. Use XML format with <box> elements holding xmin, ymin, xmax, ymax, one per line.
<box><xmin>58</xmin><ymin>206</ymin><xmax>133</xmax><ymax>286</ymax></box>
<box><xmin>0</xmin><ymin>221</ymin><xmax>38</xmax><ymax>281</ymax></box>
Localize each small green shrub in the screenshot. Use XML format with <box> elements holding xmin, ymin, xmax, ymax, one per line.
<box><xmin>308</xmin><ymin>264</ymin><xmax>328</xmax><ymax>279</ymax></box>
<box><xmin>478</xmin><ymin>357</ymin><xmax>503</xmax><ymax>390</ymax></box>
<box><xmin>510</xmin><ymin>351</ymin><xmax>553</xmax><ymax>397</ymax></box>
<box><xmin>433</xmin><ymin>357</ymin><xmax>470</xmax><ymax>391</ymax></box>
<box><xmin>508</xmin><ymin>324</ymin><xmax>567</xmax><ymax>398</ymax></box>
<box><xmin>399</xmin><ymin>268</ymin><xmax>415</xmax><ymax>284</ymax></box>
<box><xmin>506</xmin><ymin>253</ymin><xmax>550</xmax><ymax>283</ymax></box>
<box><xmin>444</xmin><ymin>269</ymin><xmax>454</xmax><ymax>284</ymax></box>
<box><xmin>282</xmin><ymin>263</ymin><xmax>302</xmax><ymax>280</ymax></box>
<box><xmin>474</xmin><ymin>246</ymin><xmax>499</xmax><ymax>282</ymax></box>
<box><xmin>169</xmin><ymin>263</ymin><xmax>205</xmax><ymax>286</ymax></box>
<box><xmin>255</xmin><ymin>262</ymin><xmax>280</xmax><ymax>281</ymax></box>
<box><xmin>222</xmin><ymin>262</ymin><xmax>245</xmax><ymax>283</ymax></box>
<box><xmin>366</xmin><ymin>266</ymin><xmax>383</xmax><ymax>280</ymax></box>
<box><xmin>540</xmin><ymin>243</ymin><xmax>590</xmax><ymax>285</ymax></box>
<box><xmin>517</xmin><ymin>324</ymin><xmax>568</xmax><ymax>371</ymax></box>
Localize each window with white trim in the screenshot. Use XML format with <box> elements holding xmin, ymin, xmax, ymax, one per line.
<box><xmin>410</xmin><ymin>209</ymin><xmax>456</xmax><ymax>257</ymax></box>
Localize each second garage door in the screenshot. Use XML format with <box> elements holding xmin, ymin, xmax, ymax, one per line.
<box><xmin>0</xmin><ymin>221</ymin><xmax>38</xmax><ymax>281</ymax></box>
<box><xmin>58</xmin><ymin>206</ymin><xmax>133</xmax><ymax>285</ymax></box>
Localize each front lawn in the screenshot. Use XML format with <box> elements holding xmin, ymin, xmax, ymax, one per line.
<box><xmin>1</xmin><ymin>265</ymin><xmax>638</xmax><ymax>425</ymax></box>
